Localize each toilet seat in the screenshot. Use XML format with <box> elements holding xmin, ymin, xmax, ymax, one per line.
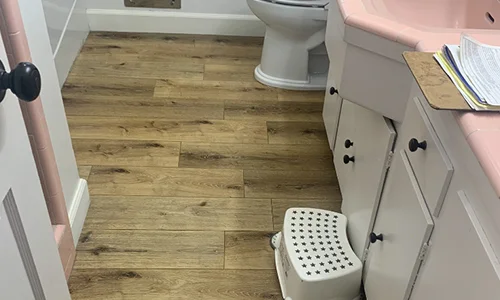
<box><xmin>264</xmin><ymin>0</ymin><xmax>328</xmax><ymax>8</ymax></box>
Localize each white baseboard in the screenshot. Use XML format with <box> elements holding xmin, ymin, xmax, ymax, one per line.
<box><xmin>54</xmin><ymin>0</ymin><xmax>89</xmax><ymax>87</ymax></box>
<box><xmin>87</xmin><ymin>9</ymin><xmax>266</xmax><ymax>36</ymax></box>
<box><xmin>68</xmin><ymin>178</ymin><xmax>90</xmax><ymax>246</ymax></box>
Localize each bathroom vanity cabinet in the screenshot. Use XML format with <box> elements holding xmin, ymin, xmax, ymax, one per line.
<box><xmin>323</xmin><ymin>4</ymin><xmax>500</xmax><ymax>300</ymax></box>
<box><xmin>325</xmin><ymin>83</ymin><xmax>500</xmax><ymax>300</ymax></box>
<box><xmin>324</xmin><ymin>82</ymin><xmax>500</xmax><ymax>300</ymax></box>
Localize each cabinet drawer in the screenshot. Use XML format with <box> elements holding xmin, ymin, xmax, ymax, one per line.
<box><xmin>402</xmin><ymin>96</ymin><xmax>453</xmax><ymax>217</ymax></box>
<box><xmin>364</xmin><ymin>150</ymin><xmax>434</xmax><ymax>300</ymax></box>
<box><xmin>334</xmin><ymin>100</ymin><xmax>396</xmax><ymax>258</ymax></box>
<box><xmin>411</xmin><ymin>190</ymin><xmax>500</xmax><ymax>300</ymax></box>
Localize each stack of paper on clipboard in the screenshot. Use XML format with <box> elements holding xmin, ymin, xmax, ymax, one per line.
<box><xmin>434</xmin><ymin>34</ymin><xmax>500</xmax><ymax>111</ymax></box>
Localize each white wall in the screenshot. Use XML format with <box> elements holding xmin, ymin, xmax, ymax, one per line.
<box><xmin>86</xmin><ymin>0</ymin><xmax>265</xmax><ymax>36</ymax></box>
<box><xmin>19</xmin><ymin>0</ymin><xmax>90</xmax><ymax>245</ymax></box>
<box><xmin>86</xmin><ymin>0</ymin><xmax>253</xmax><ymax>14</ymax></box>
<box><xmin>41</xmin><ymin>0</ymin><xmax>74</xmax><ymax>51</ymax></box>
<box><xmin>42</xmin><ymin>0</ymin><xmax>90</xmax><ymax>86</ymax></box>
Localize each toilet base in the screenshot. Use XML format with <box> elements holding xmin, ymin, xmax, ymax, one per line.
<box><xmin>254</xmin><ymin>65</ymin><xmax>327</xmax><ymax>91</ymax></box>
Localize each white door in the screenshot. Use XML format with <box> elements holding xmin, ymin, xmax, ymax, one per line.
<box><xmin>364</xmin><ymin>150</ymin><xmax>434</xmax><ymax>300</ymax></box>
<box><xmin>0</xmin><ymin>32</ymin><xmax>71</xmax><ymax>299</ymax></box>
<box><xmin>334</xmin><ymin>100</ymin><xmax>396</xmax><ymax>258</ymax></box>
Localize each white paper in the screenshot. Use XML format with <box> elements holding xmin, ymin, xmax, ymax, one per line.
<box><xmin>445</xmin><ymin>45</ymin><xmax>487</xmax><ymax>104</ymax></box>
<box><xmin>434</xmin><ymin>53</ymin><xmax>480</xmax><ymax>110</ymax></box>
<box><xmin>460</xmin><ymin>35</ymin><xmax>500</xmax><ymax>105</ymax></box>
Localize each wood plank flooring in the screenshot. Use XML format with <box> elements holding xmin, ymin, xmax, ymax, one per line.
<box><xmin>66</xmin><ymin>32</ymin><xmax>341</xmax><ymax>299</ymax></box>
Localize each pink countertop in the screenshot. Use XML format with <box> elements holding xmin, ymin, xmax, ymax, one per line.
<box><xmin>336</xmin><ymin>0</ymin><xmax>500</xmax><ymax>197</ymax></box>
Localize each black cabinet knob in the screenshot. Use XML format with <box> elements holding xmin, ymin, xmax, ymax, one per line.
<box><xmin>0</xmin><ymin>60</ymin><xmax>41</xmax><ymax>103</ymax></box>
<box><xmin>344</xmin><ymin>139</ymin><xmax>354</xmax><ymax>149</ymax></box>
<box><xmin>343</xmin><ymin>155</ymin><xmax>355</xmax><ymax>164</ymax></box>
<box><xmin>370</xmin><ymin>232</ymin><xmax>384</xmax><ymax>243</ymax></box>
<box><xmin>408</xmin><ymin>138</ymin><xmax>427</xmax><ymax>152</ymax></box>
<box><xmin>329</xmin><ymin>87</ymin><xmax>338</xmax><ymax>95</ymax></box>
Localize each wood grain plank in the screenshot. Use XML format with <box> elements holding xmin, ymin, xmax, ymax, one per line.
<box><xmin>244</xmin><ymin>169</ymin><xmax>339</xmax><ymax>199</ymax></box>
<box><xmin>82</xmin><ymin>32</ymin><xmax>199</xmax><ymax>59</ymax></box>
<box><xmin>88</xmin><ymin>167</ymin><xmax>244</xmax><ymax>197</ymax></box>
<box><xmin>278</xmin><ymin>90</ymin><xmax>325</xmax><ymax>103</ymax></box>
<box><xmin>77</xmin><ymin>52</ymin><xmax>205</xmax><ymax>66</ymax></box>
<box><xmin>64</xmin><ymin>98</ymin><xmax>224</xmax><ymax>120</ymax></box>
<box><xmin>224</xmin><ymin>232</ymin><xmax>275</xmax><ymax>270</ymax></box>
<box><xmin>193</xmin><ymin>42</ymin><xmax>263</xmax><ymax>58</ymax></box>
<box><xmin>67</xmin><ymin>116</ymin><xmax>268</xmax><ymax>144</ymax></box>
<box><xmin>267</xmin><ymin>121</ymin><xmax>329</xmax><ymax>145</ymax></box>
<box><xmin>78</xmin><ymin>49</ymin><xmax>261</xmax><ymax>67</ymax></box>
<box><xmin>272</xmin><ymin>199</ymin><xmax>342</xmax><ymax>231</ymax></box>
<box><xmin>204</xmin><ymin>56</ymin><xmax>261</xmax><ymax>66</ymax></box>
<box><xmin>124</xmin><ymin>0</ymin><xmax>181</xmax><ymax>8</ymax></box>
<box><xmin>225</xmin><ymin>100</ymin><xmax>323</xmax><ymax>122</ymax></box>
<box><xmin>74</xmin><ymin>230</ymin><xmax>224</xmax><ymax>269</ymax></box>
<box><xmin>204</xmin><ymin>64</ymin><xmax>257</xmax><ymax>81</ymax></box>
<box><xmin>80</xmin><ymin>44</ymin><xmax>262</xmax><ymax>65</ymax></box>
<box><xmin>78</xmin><ymin>166</ymin><xmax>92</xmax><ymax>180</ymax></box>
<box><xmin>81</xmin><ymin>196</ymin><xmax>273</xmax><ymax>231</ymax></box>
<box><xmin>86</xmin><ymin>32</ymin><xmax>198</xmax><ymax>45</ymax></box>
<box><xmin>84</xmin><ymin>33</ymin><xmax>262</xmax><ymax>59</ymax></box>
<box><xmin>71</xmin><ymin>59</ymin><xmax>204</xmax><ymax>80</ymax></box>
<box><xmin>69</xmin><ymin>269</ymin><xmax>281</xmax><ymax>300</ymax></box>
<box><xmin>79</xmin><ymin>44</ymin><xmax>203</xmax><ymax>65</ymax></box>
<box><xmin>63</xmin><ymin>75</ymin><xmax>156</xmax><ymax>99</ymax></box>
<box><xmin>154</xmin><ymin>79</ymin><xmax>277</xmax><ymax>101</ymax></box>
<box><xmin>72</xmin><ymin>139</ymin><xmax>180</xmax><ymax>167</ymax></box>
<box><xmin>179</xmin><ymin>143</ymin><xmax>333</xmax><ymax>170</ymax></box>
<box><xmin>194</xmin><ymin>36</ymin><xmax>264</xmax><ymax>48</ymax></box>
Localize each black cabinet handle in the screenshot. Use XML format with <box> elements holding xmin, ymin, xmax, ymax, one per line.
<box><xmin>408</xmin><ymin>138</ymin><xmax>427</xmax><ymax>152</ymax></box>
<box><xmin>343</xmin><ymin>155</ymin><xmax>355</xmax><ymax>164</ymax></box>
<box><xmin>0</xmin><ymin>60</ymin><xmax>41</xmax><ymax>103</ymax></box>
<box><xmin>329</xmin><ymin>87</ymin><xmax>338</xmax><ymax>95</ymax></box>
<box><xmin>344</xmin><ymin>139</ymin><xmax>354</xmax><ymax>149</ymax></box>
<box><xmin>370</xmin><ymin>232</ymin><xmax>384</xmax><ymax>243</ymax></box>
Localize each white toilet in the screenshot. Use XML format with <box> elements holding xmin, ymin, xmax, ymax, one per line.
<box><xmin>247</xmin><ymin>0</ymin><xmax>330</xmax><ymax>90</ymax></box>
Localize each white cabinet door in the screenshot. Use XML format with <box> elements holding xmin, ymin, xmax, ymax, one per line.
<box><xmin>0</xmin><ymin>27</ymin><xmax>70</xmax><ymax>299</ymax></box>
<box><xmin>411</xmin><ymin>190</ymin><xmax>500</xmax><ymax>299</ymax></box>
<box><xmin>323</xmin><ymin>89</ymin><xmax>342</xmax><ymax>150</ymax></box>
<box><xmin>323</xmin><ymin>15</ymin><xmax>346</xmax><ymax>152</ymax></box>
<box><xmin>401</xmin><ymin>97</ymin><xmax>453</xmax><ymax>217</ymax></box>
<box><xmin>334</xmin><ymin>100</ymin><xmax>356</xmax><ymax>216</ymax></box>
<box><xmin>364</xmin><ymin>150</ymin><xmax>434</xmax><ymax>300</ymax></box>
<box><xmin>334</xmin><ymin>100</ymin><xmax>396</xmax><ymax>258</ymax></box>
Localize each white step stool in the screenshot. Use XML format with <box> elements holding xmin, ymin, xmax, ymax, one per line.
<box><xmin>271</xmin><ymin>208</ymin><xmax>362</xmax><ymax>300</ymax></box>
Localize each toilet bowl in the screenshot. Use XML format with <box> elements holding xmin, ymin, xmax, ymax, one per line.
<box><xmin>247</xmin><ymin>0</ymin><xmax>329</xmax><ymax>90</ymax></box>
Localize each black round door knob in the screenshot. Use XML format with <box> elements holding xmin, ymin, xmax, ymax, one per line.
<box><xmin>0</xmin><ymin>61</ymin><xmax>41</xmax><ymax>103</ymax></box>
<box><xmin>343</xmin><ymin>155</ymin><xmax>355</xmax><ymax>164</ymax></box>
<box><xmin>408</xmin><ymin>138</ymin><xmax>427</xmax><ymax>152</ymax></box>
<box><xmin>329</xmin><ymin>87</ymin><xmax>338</xmax><ymax>95</ymax></box>
<box><xmin>370</xmin><ymin>233</ymin><xmax>384</xmax><ymax>243</ymax></box>
<box><xmin>344</xmin><ymin>139</ymin><xmax>354</xmax><ymax>149</ymax></box>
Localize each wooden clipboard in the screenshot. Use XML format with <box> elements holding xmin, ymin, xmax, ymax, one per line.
<box><xmin>403</xmin><ymin>51</ymin><xmax>471</xmax><ymax>111</ymax></box>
